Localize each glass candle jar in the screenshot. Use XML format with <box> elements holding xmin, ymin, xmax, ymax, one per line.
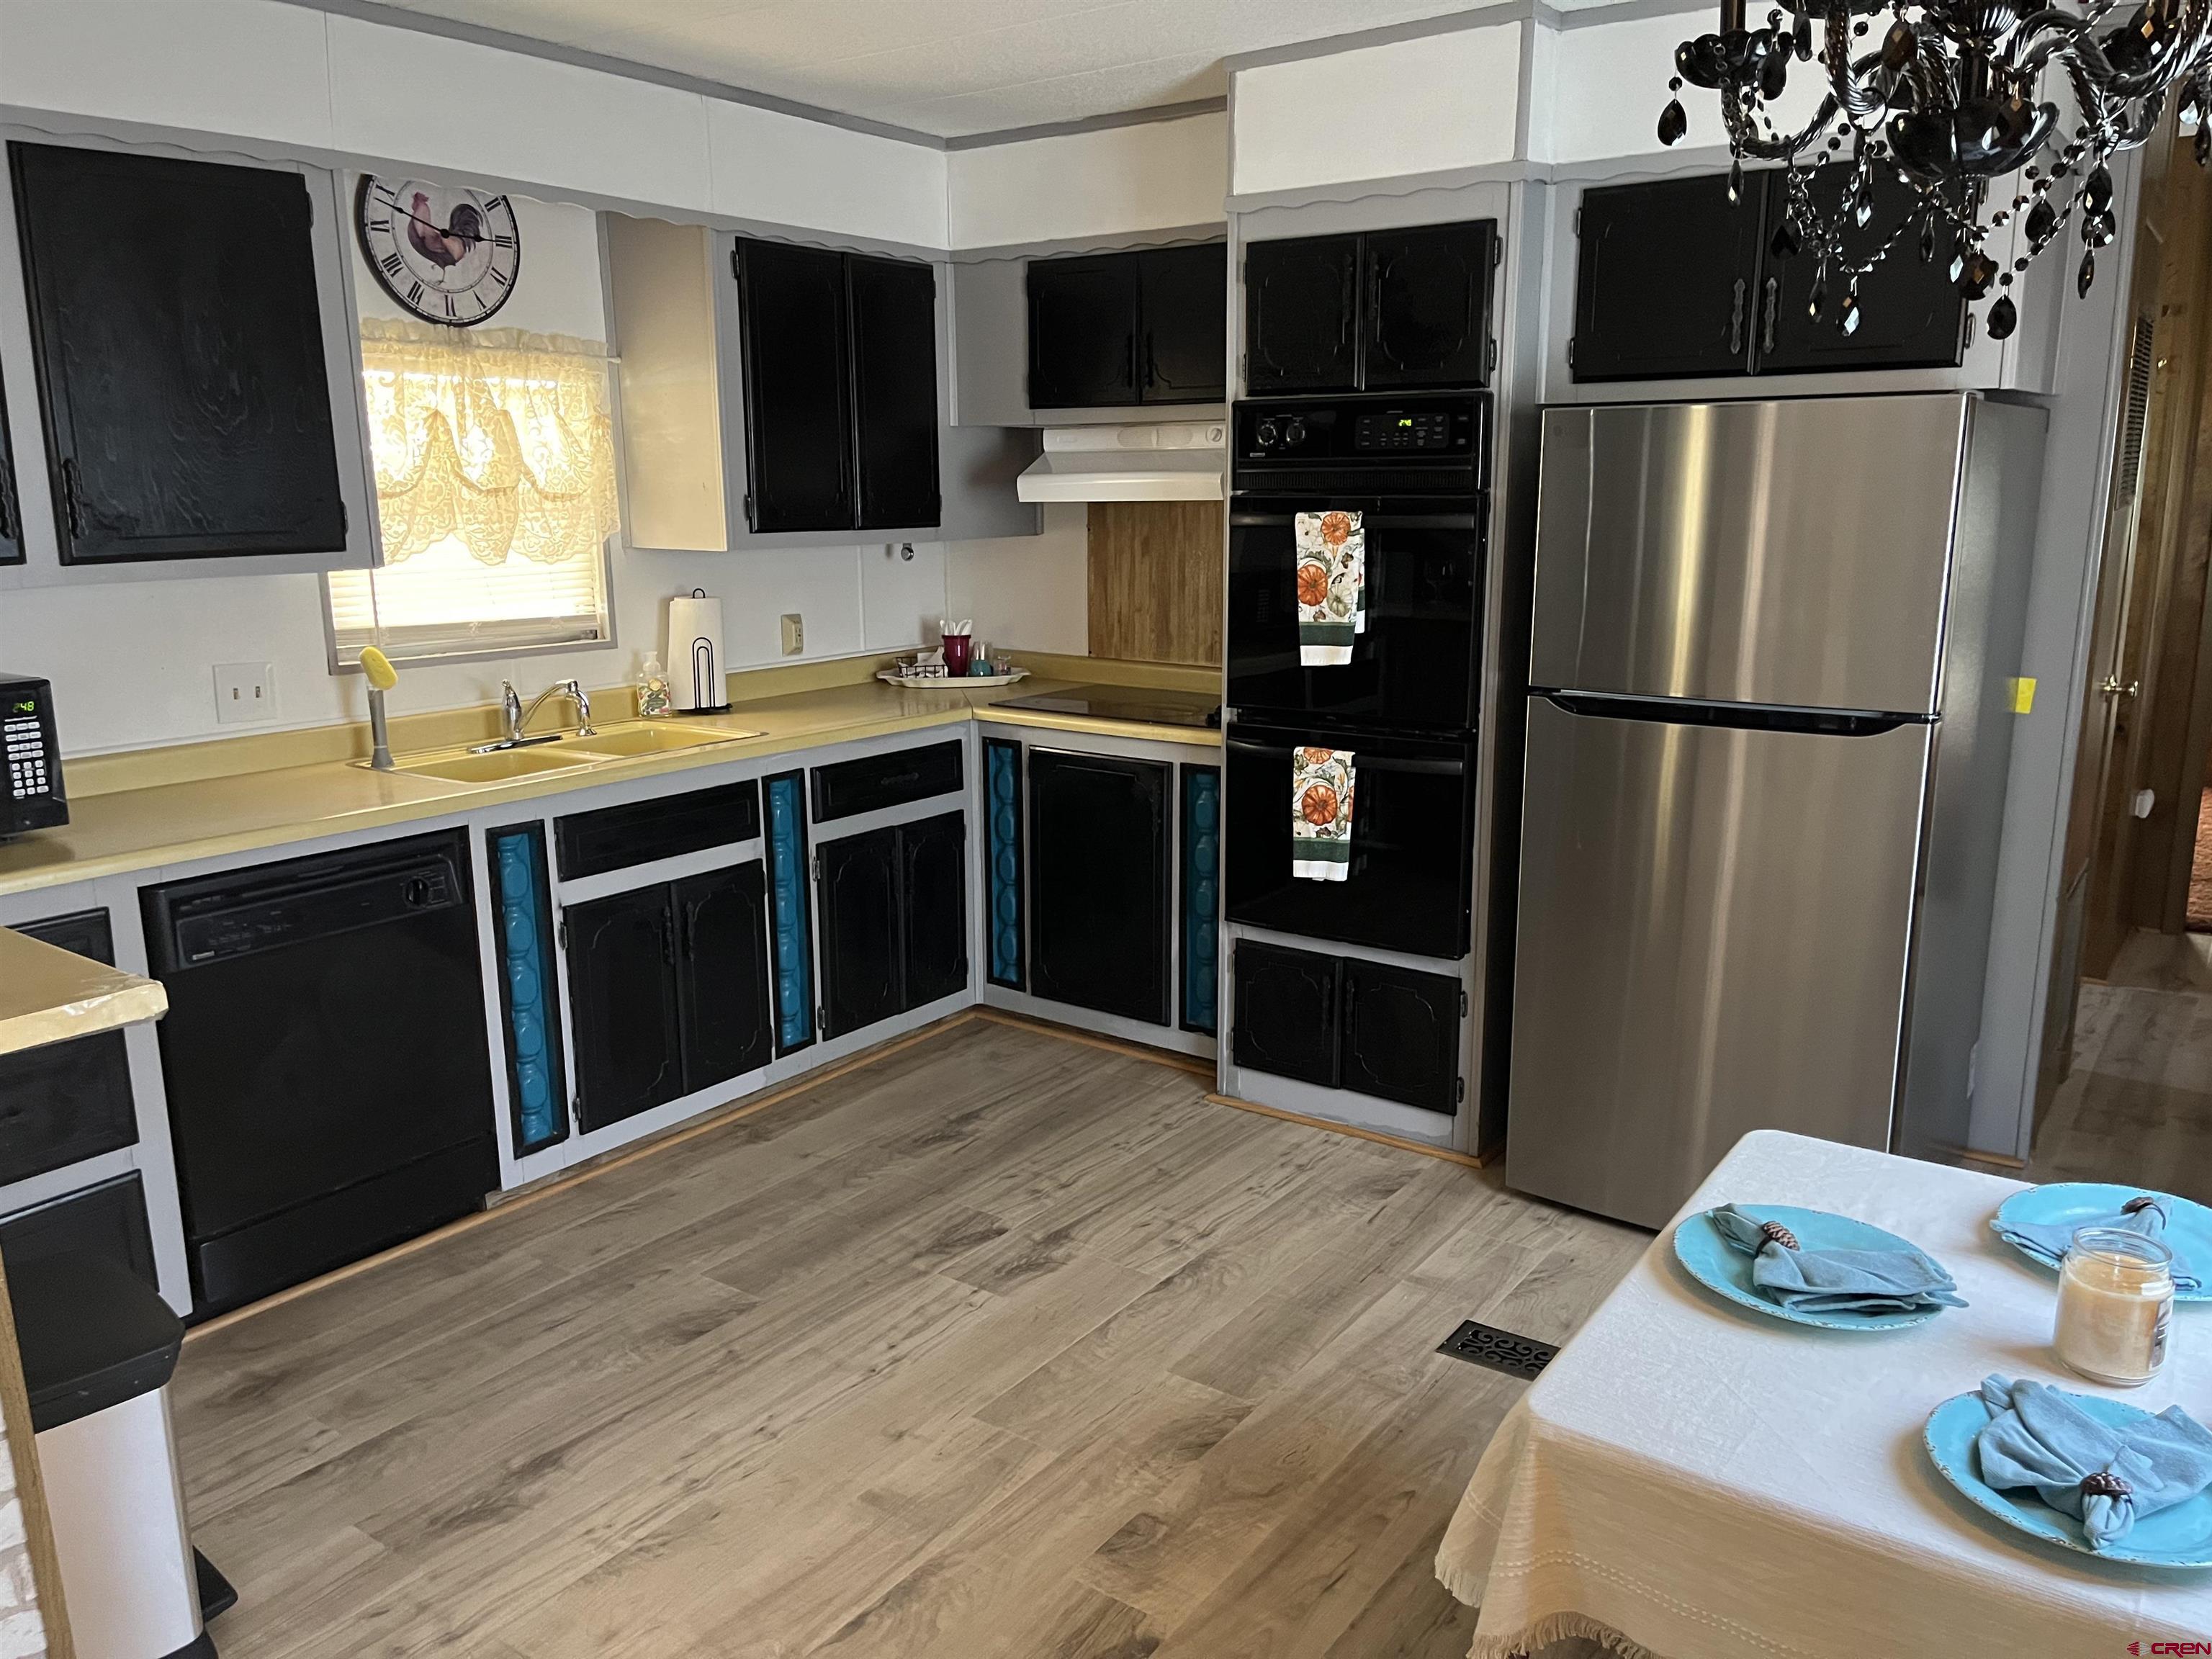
<box><xmin>2055</xmin><ymin>1227</ymin><xmax>2175</xmax><ymax>1387</ymax></box>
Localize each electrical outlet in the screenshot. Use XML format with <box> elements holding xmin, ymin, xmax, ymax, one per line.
<box><xmin>213</xmin><ymin>662</ymin><xmax>276</xmax><ymax>724</ymax></box>
<box><xmin>780</xmin><ymin>613</ymin><xmax>804</xmax><ymax>656</ymax></box>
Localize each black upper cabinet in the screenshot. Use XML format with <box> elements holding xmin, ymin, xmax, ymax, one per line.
<box><xmin>1571</xmin><ymin>166</ymin><xmax>1967</xmax><ymax>383</ymax></box>
<box><xmin>1573</xmin><ymin>173</ymin><xmax>1763</xmax><ymax>382</ymax></box>
<box><xmin>1364</xmin><ymin>222</ymin><xmax>1498</xmax><ymax>389</ymax></box>
<box><xmin>1028</xmin><ymin>254</ymin><xmax>1140</xmax><ymax>408</ymax></box>
<box><xmin>735</xmin><ymin>238</ymin><xmax>853</xmax><ymax>533</ymax></box>
<box><xmin>9</xmin><ymin>143</ymin><xmax>346</xmax><ymax>565</ymax></box>
<box><xmin>1756</xmin><ymin>166</ymin><xmax>1967</xmax><ymax>374</ymax></box>
<box><xmin>1246</xmin><ymin>233</ymin><xmax>1362</xmax><ymax>394</ymax></box>
<box><xmin>675</xmin><ymin>863</ymin><xmax>773</xmax><ymax>1097</ymax></box>
<box><xmin>847</xmin><ymin>254</ymin><xmax>943</xmax><ymax>530</ymax></box>
<box><xmin>0</xmin><ymin>909</ymin><xmax>138</xmax><ymax>1187</ymax></box>
<box><xmin>1138</xmin><ymin>244</ymin><xmax>1228</xmax><ymax>404</ymax></box>
<box><xmin>817</xmin><ymin>827</ymin><xmax>904</xmax><ymax>1040</ymax></box>
<box><xmin>1246</xmin><ymin>222</ymin><xmax>1497</xmax><ymax>395</ymax></box>
<box><xmin>1028</xmin><ymin>750</ymin><xmax>1169</xmax><ymax>1026</ymax></box>
<box><xmin>0</xmin><ymin>364</ymin><xmax>22</xmax><ymax>566</ymax></box>
<box><xmin>899</xmin><ymin>811</ymin><xmax>968</xmax><ymax>1010</ymax></box>
<box><xmin>1339</xmin><ymin>958</ymin><xmax>1462</xmax><ymax>1115</ymax></box>
<box><xmin>566</xmin><ymin>886</ymin><xmax>685</xmax><ymax>1132</ymax></box>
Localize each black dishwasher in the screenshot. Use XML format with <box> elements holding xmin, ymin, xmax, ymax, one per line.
<box><xmin>143</xmin><ymin>830</ymin><xmax>498</xmax><ymax>1316</ymax></box>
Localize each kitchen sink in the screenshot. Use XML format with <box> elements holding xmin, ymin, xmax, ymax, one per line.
<box><xmin>392</xmin><ymin>747</ymin><xmax>599</xmax><ymax>784</ymax></box>
<box><xmin>366</xmin><ymin>721</ymin><xmax>765</xmax><ymax>785</ymax></box>
<box><xmin>568</xmin><ymin>723</ymin><xmax>763</xmax><ymax>757</ymax></box>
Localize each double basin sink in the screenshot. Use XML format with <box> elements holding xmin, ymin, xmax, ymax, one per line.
<box><xmin>368</xmin><ymin>721</ymin><xmax>767</xmax><ymax>786</ymax></box>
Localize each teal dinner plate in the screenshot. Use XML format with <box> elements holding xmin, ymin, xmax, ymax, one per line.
<box><xmin>1671</xmin><ymin>1205</ymin><xmax>1946</xmax><ymax>1331</ymax></box>
<box><xmin>1991</xmin><ymin>1184</ymin><xmax>2212</xmax><ymax>1303</ymax></box>
<box><xmin>1924</xmin><ymin>1389</ymin><xmax>2212</xmax><ymax>1568</ymax></box>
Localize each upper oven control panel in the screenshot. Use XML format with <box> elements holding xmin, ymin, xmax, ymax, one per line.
<box><xmin>1235</xmin><ymin>392</ymin><xmax>1483</xmax><ymax>463</ymax></box>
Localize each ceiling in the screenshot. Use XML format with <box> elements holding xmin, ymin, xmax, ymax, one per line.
<box><xmin>354</xmin><ymin>0</ymin><xmax>1508</xmax><ymax>141</ymax></box>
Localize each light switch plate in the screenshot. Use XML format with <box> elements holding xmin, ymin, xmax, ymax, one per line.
<box><xmin>213</xmin><ymin>662</ymin><xmax>276</xmax><ymax>724</ymax></box>
<box><xmin>780</xmin><ymin>613</ymin><xmax>804</xmax><ymax>656</ymax></box>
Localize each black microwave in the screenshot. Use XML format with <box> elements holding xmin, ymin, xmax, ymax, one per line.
<box><xmin>0</xmin><ymin>674</ymin><xmax>66</xmax><ymax>838</ymax></box>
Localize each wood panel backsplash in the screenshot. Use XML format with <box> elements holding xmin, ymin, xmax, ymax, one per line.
<box><xmin>1086</xmin><ymin>501</ymin><xmax>1226</xmax><ymax>667</ymax></box>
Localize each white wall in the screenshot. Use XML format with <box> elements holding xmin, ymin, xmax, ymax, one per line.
<box><xmin>947</xmin><ymin>504</ymin><xmax>1088</xmax><ymax>657</ymax></box>
<box><xmin>0</xmin><ymin>192</ymin><xmax>950</xmax><ymax>756</ymax></box>
<box><xmin>1230</xmin><ymin>23</ymin><xmax>1524</xmax><ymax>197</ymax></box>
<box><xmin>1545</xmin><ymin>6</ymin><xmax>1827</xmax><ymax>164</ymax></box>
<box><xmin>947</xmin><ymin>113</ymin><xmax>1228</xmax><ymax>248</ymax></box>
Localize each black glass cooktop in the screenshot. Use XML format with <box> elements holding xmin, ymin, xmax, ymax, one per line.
<box><xmin>992</xmin><ymin>683</ymin><xmax>1222</xmax><ymax>730</ymax></box>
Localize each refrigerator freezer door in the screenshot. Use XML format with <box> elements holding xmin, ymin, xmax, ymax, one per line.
<box><xmin>1530</xmin><ymin>396</ymin><xmax>1969</xmax><ymax>716</ymax></box>
<box><xmin>1507</xmin><ymin>697</ymin><xmax>1930</xmax><ymax>1228</ymax></box>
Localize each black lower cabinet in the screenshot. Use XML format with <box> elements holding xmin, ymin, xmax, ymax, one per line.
<box><xmin>817</xmin><ymin>814</ymin><xmax>970</xmax><ymax>1041</ymax></box>
<box><xmin>566</xmin><ymin>886</ymin><xmax>685</xmax><ymax>1131</ymax></box>
<box><xmin>0</xmin><ymin>1172</ymin><xmax>158</xmax><ymax>1292</ymax></box>
<box><xmin>675</xmin><ymin>863</ymin><xmax>773</xmax><ymax>1095</ymax></box>
<box><xmin>0</xmin><ymin>908</ymin><xmax>138</xmax><ymax>1187</ymax></box>
<box><xmin>1340</xmin><ymin>959</ymin><xmax>1462</xmax><ymax>1113</ymax></box>
<box><xmin>1028</xmin><ymin>750</ymin><xmax>1169</xmax><ymax>1025</ymax></box>
<box><xmin>1231</xmin><ymin>942</ymin><xmax>1340</xmax><ymax>1086</ymax></box>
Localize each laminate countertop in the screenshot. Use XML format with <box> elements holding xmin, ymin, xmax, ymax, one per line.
<box><xmin>0</xmin><ymin>675</ymin><xmax>1221</xmax><ymax>903</ymax></box>
<box><xmin>0</xmin><ymin>927</ymin><xmax>166</xmax><ymax>1056</ymax></box>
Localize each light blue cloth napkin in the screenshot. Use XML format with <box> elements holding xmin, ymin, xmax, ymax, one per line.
<box><xmin>1974</xmin><ymin>1375</ymin><xmax>2212</xmax><ymax>1550</ymax></box>
<box><xmin>1708</xmin><ymin>1204</ymin><xmax>1967</xmax><ymax>1315</ymax></box>
<box><xmin>1991</xmin><ymin>1192</ymin><xmax>2202</xmax><ymax>1292</ymax></box>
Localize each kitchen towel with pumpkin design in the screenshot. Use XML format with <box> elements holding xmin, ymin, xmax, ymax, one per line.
<box><xmin>1291</xmin><ymin>747</ymin><xmax>1356</xmax><ymax>881</ymax></box>
<box><xmin>1295</xmin><ymin>511</ymin><xmax>1365</xmax><ymax>666</ymax></box>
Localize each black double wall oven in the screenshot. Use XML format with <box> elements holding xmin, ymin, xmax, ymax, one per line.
<box><xmin>1223</xmin><ymin>390</ymin><xmax>1489</xmax><ymax>1115</ymax></box>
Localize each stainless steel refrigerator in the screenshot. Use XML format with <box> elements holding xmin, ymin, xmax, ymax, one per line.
<box><xmin>1506</xmin><ymin>393</ymin><xmax>2046</xmax><ymax>1228</ymax></box>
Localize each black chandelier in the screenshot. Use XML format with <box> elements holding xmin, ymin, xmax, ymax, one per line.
<box><xmin>1659</xmin><ymin>0</ymin><xmax>2211</xmax><ymax>338</ymax></box>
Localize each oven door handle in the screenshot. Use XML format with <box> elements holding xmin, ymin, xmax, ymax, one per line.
<box><xmin>1230</xmin><ymin>511</ymin><xmax>1484</xmax><ymax>531</ymax></box>
<box><xmin>1226</xmin><ymin>736</ymin><xmax>1467</xmax><ymax>775</ymax></box>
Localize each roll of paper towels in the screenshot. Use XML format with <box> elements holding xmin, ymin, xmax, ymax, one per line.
<box><xmin>667</xmin><ymin>589</ymin><xmax>729</xmax><ymax>712</ymax></box>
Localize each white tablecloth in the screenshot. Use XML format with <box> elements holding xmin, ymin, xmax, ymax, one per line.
<box><xmin>1436</xmin><ymin>1129</ymin><xmax>2212</xmax><ymax>1659</ymax></box>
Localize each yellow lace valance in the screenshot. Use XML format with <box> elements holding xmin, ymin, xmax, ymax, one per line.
<box><xmin>360</xmin><ymin>316</ymin><xmax>619</xmax><ymax>567</ymax></box>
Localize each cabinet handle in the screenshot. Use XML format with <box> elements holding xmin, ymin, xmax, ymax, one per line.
<box><xmin>1143</xmin><ymin>331</ymin><xmax>1157</xmax><ymax>392</ymax></box>
<box><xmin>1762</xmin><ymin>276</ymin><xmax>1779</xmax><ymax>354</ymax></box>
<box><xmin>1339</xmin><ymin>261</ymin><xmax>1354</xmax><ymax>351</ymax></box>
<box><xmin>1729</xmin><ymin>277</ymin><xmax>1747</xmax><ymax>356</ymax></box>
<box><xmin>0</xmin><ymin>470</ymin><xmax>14</xmax><ymax>543</ymax></box>
<box><xmin>59</xmin><ymin>457</ymin><xmax>84</xmax><ymax>539</ymax></box>
<box><xmin>659</xmin><ymin>912</ymin><xmax>676</xmax><ymax>967</ymax></box>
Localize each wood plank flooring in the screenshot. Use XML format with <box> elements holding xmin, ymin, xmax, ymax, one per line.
<box><xmin>171</xmin><ymin>1019</ymin><xmax>1645</xmax><ymax>1658</ymax></box>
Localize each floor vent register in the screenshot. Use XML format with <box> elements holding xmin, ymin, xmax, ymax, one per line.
<box><xmin>1437</xmin><ymin>1321</ymin><xmax>1557</xmax><ymax>1381</ymax></box>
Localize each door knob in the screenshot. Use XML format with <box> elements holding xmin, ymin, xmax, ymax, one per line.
<box><xmin>2100</xmin><ymin>675</ymin><xmax>2141</xmax><ymax>698</ymax></box>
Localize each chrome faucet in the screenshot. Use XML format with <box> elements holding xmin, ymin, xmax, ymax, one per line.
<box><xmin>480</xmin><ymin>678</ymin><xmax>595</xmax><ymax>752</ymax></box>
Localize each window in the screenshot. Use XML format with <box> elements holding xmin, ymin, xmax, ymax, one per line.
<box><xmin>325</xmin><ymin>318</ymin><xmax>619</xmax><ymax>667</ymax></box>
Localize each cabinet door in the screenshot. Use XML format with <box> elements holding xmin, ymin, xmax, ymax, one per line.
<box><xmin>1572</xmin><ymin>174</ymin><xmax>1763</xmax><ymax>382</ymax></box>
<box><xmin>1027</xmin><ymin>255</ymin><xmax>1140</xmax><ymax>408</ymax></box>
<box><xmin>0</xmin><ymin>908</ymin><xmax>137</xmax><ymax>1187</ymax></box>
<box><xmin>0</xmin><ymin>1172</ymin><xmax>158</xmax><ymax>1292</ymax></box>
<box><xmin>1028</xmin><ymin>750</ymin><xmax>1169</xmax><ymax>1025</ymax></box>
<box><xmin>817</xmin><ymin>827</ymin><xmax>903</xmax><ymax>1039</ymax></box>
<box><xmin>735</xmin><ymin>238</ymin><xmax>853</xmax><ymax>532</ymax></box>
<box><xmin>1755</xmin><ymin>167</ymin><xmax>1967</xmax><ymax>374</ymax></box>
<box><xmin>9</xmin><ymin>143</ymin><xmax>345</xmax><ymax>563</ymax></box>
<box><xmin>1340</xmin><ymin>958</ymin><xmax>1461</xmax><ymax>1113</ymax></box>
<box><xmin>847</xmin><ymin>254</ymin><xmax>942</xmax><ymax>530</ymax></box>
<box><xmin>1245</xmin><ymin>234</ymin><xmax>1362</xmax><ymax>394</ymax></box>
<box><xmin>675</xmin><ymin>863</ymin><xmax>772</xmax><ymax>1095</ymax></box>
<box><xmin>1138</xmin><ymin>243</ymin><xmax>1226</xmax><ymax>404</ymax></box>
<box><xmin>1231</xmin><ymin>942</ymin><xmax>1340</xmax><ymax>1087</ymax></box>
<box><xmin>565</xmin><ymin>886</ymin><xmax>685</xmax><ymax>1131</ymax></box>
<box><xmin>1364</xmin><ymin>221</ymin><xmax>1496</xmax><ymax>389</ymax></box>
<box><xmin>0</xmin><ymin>365</ymin><xmax>22</xmax><ymax>566</ymax></box>
<box><xmin>898</xmin><ymin>811</ymin><xmax>968</xmax><ymax>1010</ymax></box>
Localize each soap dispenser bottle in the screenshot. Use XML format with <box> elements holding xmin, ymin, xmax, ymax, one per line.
<box><xmin>637</xmin><ymin>652</ymin><xmax>673</xmax><ymax>719</ymax></box>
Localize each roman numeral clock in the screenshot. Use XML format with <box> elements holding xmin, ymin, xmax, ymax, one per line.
<box><xmin>355</xmin><ymin>176</ymin><xmax>521</xmax><ymax>325</ymax></box>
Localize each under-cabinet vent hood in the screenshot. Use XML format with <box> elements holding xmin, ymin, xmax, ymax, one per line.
<box><xmin>1015</xmin><ymin>421</ymin><xmax>1226</xmax><ymax>503</ymax></box>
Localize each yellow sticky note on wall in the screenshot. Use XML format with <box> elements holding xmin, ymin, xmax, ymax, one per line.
<box><xmin>2010</xmin><ymin>677</ymin><xmax>2036</xmax><ymax>714</ymax></box>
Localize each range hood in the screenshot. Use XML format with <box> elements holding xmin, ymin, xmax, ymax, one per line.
<box><xmin>1015</xmin><ymin>421</ymin><xmax>1226</xmax><ymax>503</ymax></box>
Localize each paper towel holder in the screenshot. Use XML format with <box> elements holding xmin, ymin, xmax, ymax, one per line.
<box><xmin>669</xmin><ymin>587</ymin><xmax>734</xmax><ymax>716</ymax></box>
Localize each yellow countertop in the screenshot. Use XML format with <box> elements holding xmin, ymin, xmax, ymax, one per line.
<box><xmin>0</xmin><ymin>927</ymin><xmax>166</xmax><ymax>1056</ymax></box>
<box><xmin>0</xmin><ymin>674</ymin><xmax>1220</xmax><ymax>903</ymax></box>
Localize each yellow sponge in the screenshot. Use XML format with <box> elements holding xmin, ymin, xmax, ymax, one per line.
<box><xmin>358</xmin><ymin>646</ymin><xmax>398</xmax><ymax>692</ymax></box>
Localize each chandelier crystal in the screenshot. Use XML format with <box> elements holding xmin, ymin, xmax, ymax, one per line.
<box><xmin>1659</xmin><ymin>0</ymin><xmax>2211</xmax><ymax>338</ymax></box>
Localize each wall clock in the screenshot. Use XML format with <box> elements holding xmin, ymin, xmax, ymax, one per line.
<box><xmin>355</xmin><ymin>176</ymin><xmax>520</xmax><ymax>326</ymax></box>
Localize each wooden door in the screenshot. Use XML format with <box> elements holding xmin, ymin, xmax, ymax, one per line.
<box><xmin>1027</xmin><ymin>254</ymin><xmax>1140</xmax><ymax>408</ymax></box>
<box><xmin>1138</xmin><ymin>243</ymin><xmax>1226</xmax><ymax>404</ymax></box>
<box><xmin>846</xmin><ymin>253</ymin><xmax>941</xmax><ymax>531</ymax></box>
<box><xmin>565</xmin><ymin>885</ymin><xmax>684</xmax><ymax>1130</ymax></box>
<box><xmin>1244</xmin><ymin>233</ymin><xmax>1362</xmax><ymax>393</ymax></box>
<box><xmin>1028</xmin><ymin>750</ymin><xmax>1169</xmax><ymax>1025</ymax></box>
<box><xmin>817</xmin><ymin>827</ymin><xmax>902</xmax><ymax>1038</ymax></box>
<box><xmin>734</xmin><ymin>237</ymin><xmax>853</xmax><ymax>532</ymax></box>
<box><xmin>897</xmin><ymin>811</ymin><xmax>968</xmax><ymax>1010</ymax></box>
<box><xmin>674</xmin><ymin>862</ymin><xmax>773</xmax><ymax>1095</ymax></box>
<box><xmin>1570</xmin><ymin>174</ymin><xmax>1762</xmax><ymax>382</ymax></box>
<box><xmin>9</xmin><ymin>141</ymin><xmax>346</xmax><ymax>563</ymax></box>
<box><xmin>1363</xmin><ymin>220</ymin><xmax>1496</xmax><ymax>389</ymax></box>
<box><xmin>1755</xmin><ymin>166</ymin><xmax>1967</xmax><ymax>374</ymax></box>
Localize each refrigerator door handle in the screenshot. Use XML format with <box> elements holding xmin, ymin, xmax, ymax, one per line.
<box><xmin>1537</xmin><ymin>691</ymin><xmax>1924</xmax><ymax>738</ymax></box>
